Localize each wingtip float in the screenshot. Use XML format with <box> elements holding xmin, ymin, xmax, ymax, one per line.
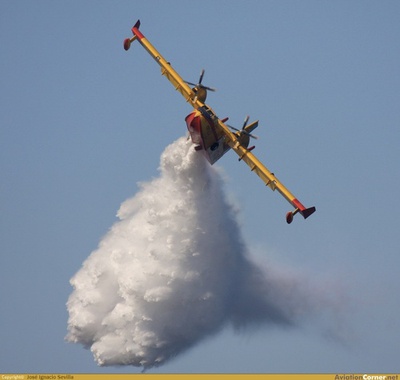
<box><xmin>123</xmin><ymin>20</ymin><xmax>316</xmax><ymax>224</ymax></box>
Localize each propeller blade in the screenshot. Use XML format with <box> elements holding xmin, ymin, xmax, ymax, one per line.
<box><xmin>227</xmin><ymin>122</ymin><xmax>259</xmax><ymax>140</ymax></box>
<box><xmin>202</xmin><ymin>85</ymin><xmax>217</xmax><ymax>92</ymax></box>
<box><xmin>184</xmin><ymin>69</ymin><xmax>216</xmax><ymax>93</ymax></box>
<box><xmin>242</xmin><ymin>115</ymin><xmax>250</xmax><ymax>129</ymax></box>
<box><xmin>246</xmin><ymin>132</ymin><xmax>259</xmax><ymax>140</ymax></box>
<box><xmin>199</xmin><ymin>69</ymin><xmax>205</xmax><ymax>84</ymax></box>
<box><xmin>227</xmin><ymin>125</ymin><xmax>241</xmax><ymax>132</ymax></box>
<box><xmin>185</xmin><ymin>81</ymin><xmax>197</xmax><ymax>87</ymax></box>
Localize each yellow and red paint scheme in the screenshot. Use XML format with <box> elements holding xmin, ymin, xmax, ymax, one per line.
<box><xmin>124</xmin><ymin>20</ymin><xmax>316</xmax><ymax>224</ymax></box>
<box><xmin>185</xmin><ymin>107</ymin><xmax>229</xmax><ymax>164</ymax></box>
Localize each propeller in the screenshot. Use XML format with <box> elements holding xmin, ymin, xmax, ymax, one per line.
<box><xmin>185</xmin><ymin>69</ymin><xmax>217</xmax><ymax>92</ymax></box>
<box><xmin>228</xmin><ymin>115</ymin><xmax>259</xmax><ymax>140</ymax></box>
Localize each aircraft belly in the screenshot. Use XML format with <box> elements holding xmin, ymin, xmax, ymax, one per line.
<box><xmin>185</xmin><ymin>111</ymin><xmax>227</xmax><ymax>164</ymax></box>
<box><xmin>205</xmin><ymin>137</ymin><xmax>226</xmax><ymax>164</ymax></box>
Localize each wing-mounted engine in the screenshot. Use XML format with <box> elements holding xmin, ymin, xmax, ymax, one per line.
<box><xmin>227</xmin><ymin>115</ymin><xmax>259</xmax><ymax>148</ymax></box>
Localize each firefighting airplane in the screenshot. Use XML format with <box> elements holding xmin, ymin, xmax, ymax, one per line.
<box><xmin>123</xmin><ymin>20</ymin><xmax>316</xmax><ymax>224</ymax></box>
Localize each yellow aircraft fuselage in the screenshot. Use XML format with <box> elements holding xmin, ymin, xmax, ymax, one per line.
<box><xmin>123</xmin><ymin>20</ymin><xmax>316</xmax><ymax>224</ymax></box>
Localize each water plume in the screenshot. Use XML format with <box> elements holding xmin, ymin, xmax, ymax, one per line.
<box><xmin>66</xmin><ymin>137</ymin><xmax>324</xmax><ymax>369</ymax></box>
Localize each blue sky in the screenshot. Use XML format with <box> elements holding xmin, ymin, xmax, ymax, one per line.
<box><xmin>1</xmin><ymin>0</ymin><xmax>399</xmax><ymax>374</ymax></box>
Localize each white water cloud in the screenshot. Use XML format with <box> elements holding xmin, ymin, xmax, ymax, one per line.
<box><xmin>66</xmin><ymin>137</ymin><xmax>338</xmax><ymax>370</ymax></box>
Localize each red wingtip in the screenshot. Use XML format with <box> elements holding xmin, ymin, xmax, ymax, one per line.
<box><xmin>131</xmin><ymin>19</ymin><xmax>144</xmax><ymax>40</ymax></box>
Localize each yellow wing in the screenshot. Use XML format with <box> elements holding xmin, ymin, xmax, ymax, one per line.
<box><xmin>216</xmin><ymin>119</ymin><xmax>316</xmax><ymax>223</ymax></box>
<box><xmin>124</xmin><ymin>20</ymin><xmax>204</xmax><ymax>110</ymax></box>
<box><xmin>124</xmin><ymin>20</ymin><xmax>316</xmax><ymax>223</ymax></box>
